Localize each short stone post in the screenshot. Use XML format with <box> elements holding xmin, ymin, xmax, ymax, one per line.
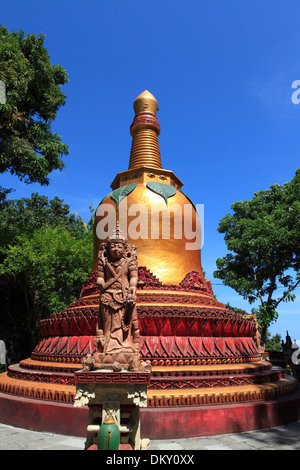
<box><xmin>74</xmin><ymin>369</ymin><xmax>151</xmax><ymax>450</ymax></box>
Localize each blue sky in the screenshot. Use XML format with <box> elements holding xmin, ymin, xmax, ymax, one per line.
<box><xmin>1</xmin><ymin>0</ymin><xmax>300</xmax><ymax>343</ymax></box>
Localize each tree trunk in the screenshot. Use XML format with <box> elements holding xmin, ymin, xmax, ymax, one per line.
<box><xmin>261</xmin><ymin>325</ymin><xmax>267</xmax><ymax>347</ymax></box>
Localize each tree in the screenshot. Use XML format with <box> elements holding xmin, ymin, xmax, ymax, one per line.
<box><xmin>265</xmin><ymin>333</ymin><xmax>282</xmax><ymax>352</ymax></box>
<box><xmin>0</xmin><ymin>194</ymin><xmax>93</xmax><ymax>362</ymax></box>
<box><xmin>225</xmin><ymin>303</ymin><xmax>249</xmax><ymax>316</ymax></box>
<box><xmin>0</xmin><ymin>192</ymin><xmax>86</xmax><ymax>249</ymax></box>
<box><xmin>0</xmin><ymin>25</ymin><xmax>69</xmax><ymax>200</ymax></box>
<box><xmin>213</xmin><ymin>169</ymin><xmax>300</xmax><ymax>344</ymax></box>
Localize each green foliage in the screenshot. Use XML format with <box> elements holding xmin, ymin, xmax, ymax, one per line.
<box><xmin>225</xmin><ymin>303</ymin><xmax>249</xmax><ymax>316</ymax></box>
<box><xmin>265</xmin><ymin>333</ymin><xmax>282</xmax><ymax>352</ymax></box>
<box><xmin>0</xmin><ymin>192</ymin><xmax>87</xmax><ymax>249</ymax></box>
<box><xmin>213</xmin><ymin>169</ymin><xmax>300</xmax><ymax>342</ymax></box>
<box><xmin>0</xmin><ymin>226</ymin><xmax>92</xmax><ymax>313</ymax></box>
<box><xmin>0</xmin><ymin>194</ymin><xmax>93</xmax><ymax>362</ymax></box>
<box><xmin>0</xmin><ymin>25</ymin><xmax>69</xmax><ymax>199</ymax></box>
<box><xmin>251</xmin><ymin>304</ymin><xmax>279</xmax><ymax>332</ymax></box>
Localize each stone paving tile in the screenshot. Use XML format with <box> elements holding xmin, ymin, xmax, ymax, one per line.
<box><xmin>222</xmin><ymin>442</ymin><xmax>251</xmax><ymax>450</ymax></box>
<box><xmin>0</xmin><ymin>424</ymin><xmax>85</xmax><ymax>450</ymax></box>
<box><xmin>38</xmin><ymin>437</ymin><xmax>85</xmax><ymax>450</ymax></box>
<box><xmin>213</xmin><ymin>437</ymin><xmax>250</xmax><ymax>450</ymax></box>
<box><xmin>205</xmin><ymin>444</ymin><xmax>231</xmax><ymax>450</ymax></box>
<box><xmin>42</xmin><ymin>443</ymin><xmax>84</xmax><ymax>450</ymax></box>
<box><xmin>228</xmin><ymin>430</ymin><xmax>300</xmax><ymax>450</ymax></box>
<box><xmin>154</xmin><ymin>442</ymin><xmax>185</xmax><ymax>450</ymax></box>
<box><xmin>155</xmin><ymin>439</ymin><xmax>205</xmax><ymax>450</ymax></box>
<box><xmin>1</xmin><ymin>421</ymin><xmax>300</xmax><ymax>450</ymax></box>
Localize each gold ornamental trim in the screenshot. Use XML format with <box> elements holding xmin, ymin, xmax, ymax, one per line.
<box><xmin>0</xmin><ymin>372</ymin><xmax>296</xmax><ymax>407</ymax></box>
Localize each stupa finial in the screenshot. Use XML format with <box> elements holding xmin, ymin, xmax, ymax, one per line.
<box><xmin>129</xmin><ymin>90</ymin><xmax>162</xmax><ymax>170</ymax></box>
<box><xmin>133</xmin><ymin>90</ymin><xmax>159</xmax><ymax>116</ymax></box>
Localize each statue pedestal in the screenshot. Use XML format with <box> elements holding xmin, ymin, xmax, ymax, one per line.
<box><xmin>74</xmin><ymin>370</ymin><xmax>151</xmax><ymax>450</ymax></box>
<box><xmin>91</xmin><ymin>352</ymin><xmax>141</xmax><ymax>371</ymax></box>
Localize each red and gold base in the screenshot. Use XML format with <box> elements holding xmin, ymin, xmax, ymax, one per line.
<box><xmin>0</xmin><ymin>269</ymin><xmax>299</xmax><ymax>439</ymax></box>
<box><xmin>0</xmin><ymin>370</ymin><xmax>299</xmax><ymax>439</ymax></box>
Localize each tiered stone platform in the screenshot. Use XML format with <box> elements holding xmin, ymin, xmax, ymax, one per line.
<box><xmin>0</xmin><ymin>268</ymin><xmax>299</xmax><ymax>439</ymax></box>
<box><xmin>2</xmin><ymin>360</ymin><xmax>295</xmax><ymax>406</ymax></box>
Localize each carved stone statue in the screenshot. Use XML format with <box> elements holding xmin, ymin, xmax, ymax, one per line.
<box><xmin>253</xmin><ymin>316</ymin><xmax>265</xmax><ymax>353</ymax></box>
<box><xmin>82</xmin><ymin>228</ymin><xmax>150</xmax><ymax>373</ymax></box>
<box><xmin>96</xmin><ymin>228</ymin><xmax>140</xmax><ymax>354</ymax></box>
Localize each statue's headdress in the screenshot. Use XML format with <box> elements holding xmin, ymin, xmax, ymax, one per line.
<box><xmin>107</xmin><ymin>224</ymin><xmax>128</xmax><ymax>245</ymax></box>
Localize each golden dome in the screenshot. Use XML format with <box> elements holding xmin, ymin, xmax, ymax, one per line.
<box><xmin>93</xmin><ymin>183</ymin><xmax>204</xmax><ymax>285</ymax></box>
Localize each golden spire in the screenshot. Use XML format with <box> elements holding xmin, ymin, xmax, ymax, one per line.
<box><xmin>133</xmin><ymin>90</ymin><xmax>159</xmax><ymax>115</ymax></box>
<box><xmin>128</xmin><ymin>90</ymin><xmax>162</xmax><ymax>170</ymax></box>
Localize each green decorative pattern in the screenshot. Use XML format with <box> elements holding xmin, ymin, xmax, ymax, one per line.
<box><xmin>97</xmin><ymin>183</ymin><xmax>137</xmax><ymax>211</ymax></box>
<box><xmin>146</xmin><ymin>182</ymin><xmax>176</xmax><ymax>206</ymax></box>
